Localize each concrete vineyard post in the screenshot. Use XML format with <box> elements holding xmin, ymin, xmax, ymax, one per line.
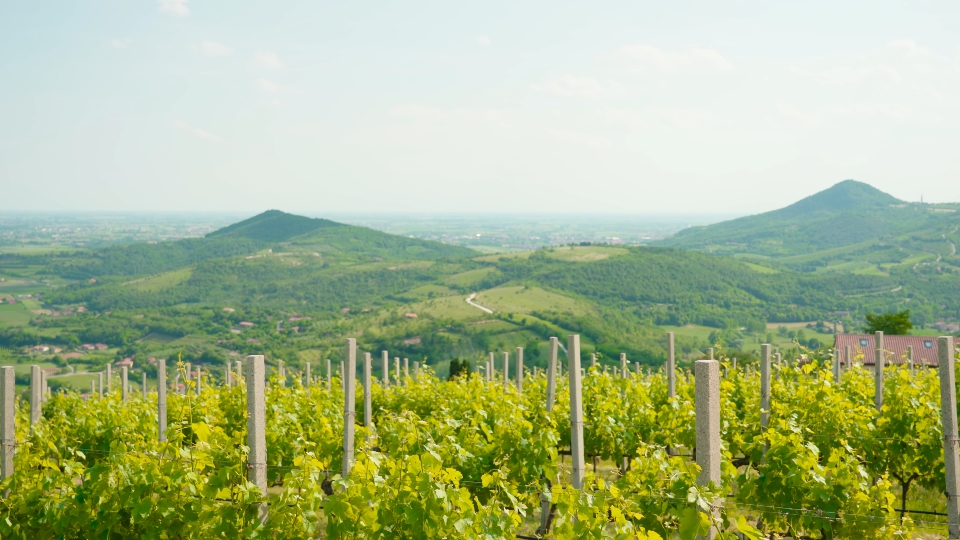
<box><xmin>184</xmin><ymin>363</ymin><xmax>190</xmax><ymax>395</ymax></box>
<box><xmin>875</xmin><ymin>331</ymin><xmax>884</xmax><ymax>412</ymax></box>
<box><xmin>98</xmin><ymin>372</ymin><xmax>103</xmax><ymax>396</ymax></box>
<box><xmin>142</xmin><ymin>373</ymin><xmax>147</xmax><ymax>397</ymax></box>
<box><xmin>760</xmin><ymin>344</ymin><xmax>771</xmax><ymax>433</ymax></box>
<box><xmin>226</xmin><ymin>361</ymin><xmax>232</xmax><ymax>389</ymax></box>
<box><xmin>235</xmin><ymin>361</ymin><xmax>242</xmax><ymax>383</ymax></box>
<box><xmin>516</xmin><ymin>347</ymin><xmax>523</xmax><ymax>394</ymax></box>
<box><xmin>245</xmin><ymin>355</ymin><xmax>267</xmax><ymax>524</ymax></box>
<box><xmin>363</xmin><ymin>352</ymin><xmax>372</xmax><ymax>433</ymax></box>
<box><xmin>568</xmin><ymin>335</ymin><xmax>585</xmax><ymax>490</ymax></box>
<box><xmin>502</xmin><ymin>352</ymin><xmax>509</xmax><ymax>392</ymax></box>
<box><xmin>1</xmin><ymin>366</ymin><xmax>14</xmax><ymax>481</ymax></box>
<box><xmin>342</xmin><ymin>339</ymin><xmax>357</xmax><ymax>478</ymax></box>
<box><xmin>30</xmin><ymin>366</ymin><xmax>41</xmax><ymax>430</ymax></box>
<box><xmin>936</xmin><ymin>336</ymin><xmax>960</xmax><ymax>537</ymax></box>
<box><xmin>394</xmin><ymin>357</ymin><xmax>400</xmax><ymax>380</ymax></box>
<box><xmin>635</xmin><ymin>362</ymin><xmax>640</xmax><ymax>376</ymax></box>
<box><xmin>380</xmin><ymin>352</ymin><xmax>388</xmax><ymax>387</ymax></box>
<box><xmin>106</xmin><ymin>364</ymin><xmax>112</xmax><ymax>394</ymax></box>
<box><xmin>196</xmin><ymin>367</ymin><xmax>202</xmax><ymax>396</ymax></box>
<box><xmin>158</xmin><ymin>359</ymin><xmax>167</xmax><ymax>442</ymax></box>
<box><xmin>404</xmin><ymin>358</ymin><xmax>409</xmax><ymax>380</ymax></box>
<box><xmin>340</xmin><ymin>361</ymin><xmax>345</xmax><ymax>392</ymax></box>
<box><xmin>546</xmin><ymin>337</ymin><xmax>558</xmax><ymax>412</ymax></box>
<box><xmin>328</xmin><ymin>358</ymin><xmax>334</xmax><ymax>390</ymax></box>
<box><xmin>413</xmin><ymin>361</ymin><xmax>419</xmax><ymax>379</ymax></box>
<box><xmin>695</xmin><ymin>358</ymin><xmax>721</xmax><ymax>540</ymax></box>
<box><xmin>845</xmin><ymin>345</ymin><xmax>852</xmax><ymax>372</ymax></box>
<box><xmin>173</xmin><ymin>373</ymin><xmax>180</xmax><ymax>395</ymax></box>
<box><xmin>91</xmin><ymin>381</ymin><xmax>95</xmax><ymax>396</ymax></box>
<box><xmin>908</xmin><ymin>346</ymin><xmax>915</xmax><ymax>373</ymax></box>
<box><xmin>305</xmin><ymin>362</ymin><xmax>310</xmax><ymax>386</ymax></box>
<box><xmin>833</xmin><ymin>348</ymin><xmax>841</xmax><ymax>382</ymax></box>
<box><xmin>590</xmin><ymin>353</ymin><xmax>596</xmax><ymax>370</ymax></box>
<box><xmin>620</xmin><ymin>353</ymin><xmax>627</xmax><ymax>379</ymax></box>
<box><xmin>122</xmin><ymin>366</ymin><xmax>129</xmax><ymax>403</ymax></box>
<box><xmin>667</xmin><ymin>332</ymin><xmax>676</xmax><ymax>400</ymax></box>
<box><xmin>278</xmin><ymin>359</ymin><xmax>285</xmax><ymax>387</ymax></box>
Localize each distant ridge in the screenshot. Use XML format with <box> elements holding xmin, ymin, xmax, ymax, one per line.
<box><xmin>56</xmin><ymin>210</ymin><xmax>474</xmax><ymax>278</ymax></box>
<box><xmin>660</xmin><ymin>180</ymin><xmax>937</xmax><ymax>256</ymax></box>
<box><xmin>207</xmin><ymin>210</ymin><xmax>341</xmax><ymax>242</ymax></box>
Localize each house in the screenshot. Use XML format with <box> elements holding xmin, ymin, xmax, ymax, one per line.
<box><xmin>81</xmin><ymin>344</ymin><xmax>96</xmax><ymax>350</ymax></box>
<box><xmin>834</xmin><ymin>334</ymin><xmax>942</xmax><ymax>367</ymax></box>
<box><xmin>95</xmin><ymin>344</ymin><xmax>108</xmax><ymax>350</ymax></box>
<box><xmin>223</xmin><ymin>307</ymin><xmax>235</xmax><ymax>312</ymax></box>
<box><xmin>404</xmin><ymin>313</ymin><xmax>418</xmax><ymax>319</ymax></box>
<box><xmin>115</xmin><ymin>358</ymin><xmax>134</xmax><ymax>368</ymax></box>
<box><xmin>239</xmin><ymin>321</ymin><xmax>255</xmax><ymax>327</ymax></box>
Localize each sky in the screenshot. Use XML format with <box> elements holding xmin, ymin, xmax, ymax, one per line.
<box><xmin>2</xmin><ymin>0</ymin><xmax>960</xmax><ymax>214</ymax></box>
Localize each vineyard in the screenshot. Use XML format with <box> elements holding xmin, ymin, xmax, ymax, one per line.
<box><xmin>0</xmin><ymin>334</ymin><xmax>958</xmax><ymax>539</ymax></box>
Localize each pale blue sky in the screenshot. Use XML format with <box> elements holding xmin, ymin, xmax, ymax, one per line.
<box><xmin>2</xmin><ymin>1</ymin><xmax>959</xmax><ymax>213</ymax></box>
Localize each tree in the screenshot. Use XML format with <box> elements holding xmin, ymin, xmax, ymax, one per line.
<box><xmin>864</xmin><ymin>310</ymin><xmax>913</xmax><ymax>335</ymax></box>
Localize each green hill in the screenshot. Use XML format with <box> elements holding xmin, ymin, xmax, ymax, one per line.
<box><xmin>50</xmin><ymin>210</ymin><xmax>474</xmax><ymax>278</ymax></box>
<box><xmin>660</xmin><ymin>181</ymin><xmax>960</xmax><ymax>274</ymax></box>
<box><xmin>207</xmin><ymin>209</ymin><xmax>341</xmax><ymax>242</ymax></box>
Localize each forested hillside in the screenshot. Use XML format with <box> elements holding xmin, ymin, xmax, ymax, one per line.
<box><xmin>662</xmin><ymin>180</ymin><xmax>960</xmax><ymax>259</ymax></box>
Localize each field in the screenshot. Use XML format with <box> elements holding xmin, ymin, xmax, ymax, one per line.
<box><xmin>0</xmin><ymin>303</ymin><xmax>32</xmax><ymax>326</ymax></box>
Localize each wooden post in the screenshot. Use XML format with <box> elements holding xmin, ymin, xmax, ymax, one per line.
<box><xmin>342</xmin><ymin>339</ymin><xmax>357</xmax><ymax>478</ymax></box>
<box><xmin>380</xmin><ymin>352</ymin><xmax>388</xmax><ymax>387</ymax></box>
<box><xmin>546</xmin><ymin>337</ymin><xmax>558</xmax><ymax>412</ymax></box>
<box><xmin>568</xmin><ymin>335</ymin><xmax>585</xmax><ymax>490</ymax></box>
<box><xmin>158</xmin><ymin>358</ymin><xmax>167</xmax><ymax>442</ymax></box>
<box><xmin>1</xmin><ymin>366</ymin><xmax>15</xmax><ymax>481</ymax></box>
<box><xmin>122</xmin><ymin>366</ymin><xmax>129</xmax><ymax>402</ymax></box>
<box><xmin>516</xmin><ymin>347</ymin><xmax>523</xmax><ymax>394</ymax></box>
<box><xmin>937</xmin><ymin>337</ymin><xmax>960</xmax><ymax>538</ymax></box>
<box><xmin>245</xmin><ymin>355</ymin><xmax>267</xmax><ymax>524</ymax></box>
<box><xmin>363</xmin><ymin>352</ymin><xmax>372</xmax><ymax>432</ymax></box>
<box><xmin>502</xmin><ymin>352</ymin><xmax>509</xmax><ymax>392</ymax></box>
<box><xmin>696</xmin><ymin>358</ymin><xmax>721</xmax><ymax>540</ymax></box>
<box><xmin>875</xmin><ymin>331</ymin><xmax>884</xmax><ymax>412</ymax></box>
<box><xmin>667</xmin><ymin>332</ymin><xmax>676</xmax><ymax>400</ymax></box>
<box><xmin>760</xmin><ymin>344</ymin><xmax>771</xmax><ymax>433</ymax></box>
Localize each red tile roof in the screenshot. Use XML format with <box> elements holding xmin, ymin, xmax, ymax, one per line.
<box><xmin>834</xmin><ymin>334</ymin><xmax>944</xmax><ymax>367</ymax></box>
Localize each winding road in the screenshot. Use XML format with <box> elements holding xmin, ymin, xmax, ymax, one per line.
<box><xmin>465</xmin><ymin>293</ymin><xmax>494</xmax><ymax>314</ymax></box>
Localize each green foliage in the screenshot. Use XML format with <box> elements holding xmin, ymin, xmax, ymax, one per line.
<box><xmin>865</xmin><ymin>310</ymin><xmax>914</xmax><ymax>335</ymax></box>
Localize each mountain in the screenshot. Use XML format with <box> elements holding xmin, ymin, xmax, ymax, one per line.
<box><xmin>207</xmin><ymin>210</ymin><xmax>342</xmax><ymax>242</ymax></box>
<box><xmin>51</xmin><ymin>210</ymin><xmax>474</xmax><ymax>278</ymax></box>
<box><xmin>661</xmin><ymin>180</ymin><xmax>959</xmax><ymax>259</ymax></box>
